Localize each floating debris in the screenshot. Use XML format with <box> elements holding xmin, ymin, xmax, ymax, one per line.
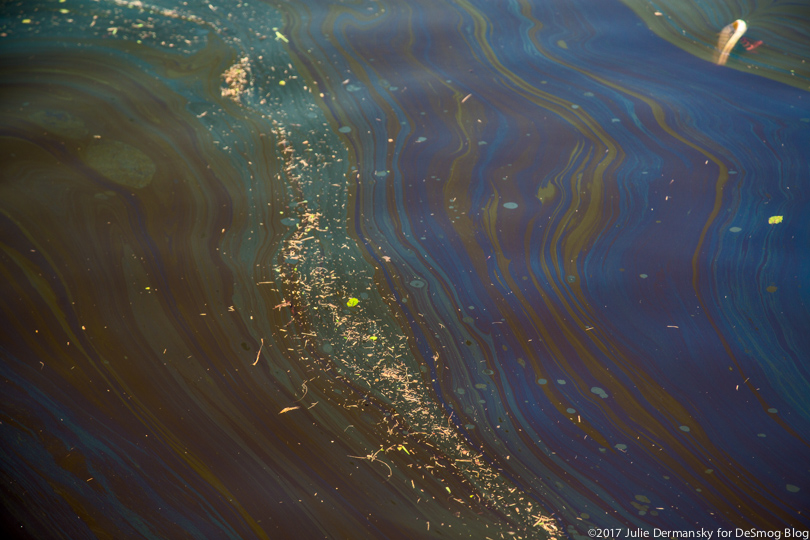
<box><xmin>715</xmin><ymin>19</ymin><xmax>747</xmax><ymax>66</ymax></box>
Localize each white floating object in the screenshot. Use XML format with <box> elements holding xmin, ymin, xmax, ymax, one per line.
<box><xmin>715</xmin><ymin>19</ymin><xmax>747</xmax><ymax>66</ymax></box>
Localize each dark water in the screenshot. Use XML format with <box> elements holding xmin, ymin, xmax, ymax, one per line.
<box><xmin>1</xmin><ymin>0</ymin><xmax>809</xmax><ymax>538</ymax></box>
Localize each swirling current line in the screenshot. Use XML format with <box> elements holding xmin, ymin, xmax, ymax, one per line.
<box><xmin>1</xmin><ymin>0</ymin><xmax>808</xmax><ymax>538</ymax></box>
<box><xmin>273</xmin><ymin>0</ymin><xmax>809</xmax><ymax>531</ymax></box>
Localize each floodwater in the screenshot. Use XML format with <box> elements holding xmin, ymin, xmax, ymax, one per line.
<box><xmin>1</xmin><ymin>0</ymin><xmax>809</xmax><ymax>538</ymax></box>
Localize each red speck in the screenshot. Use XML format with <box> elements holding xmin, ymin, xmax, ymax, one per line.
<box><xmin>741</xmin><ymin>37</ymin><xmax>763</xmax><ymax>51</ymax></box>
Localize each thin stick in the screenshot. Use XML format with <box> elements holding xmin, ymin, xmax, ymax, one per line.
<box><xmin>253</xmin><ymin>338</ymin><xmax>264</xmax><ymax>365</ymax></box>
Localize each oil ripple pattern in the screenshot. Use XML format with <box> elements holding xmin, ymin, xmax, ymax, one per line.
<box><xmin>1</xmin><ymin>0</ymin><xmax>809</xmax><ymax>539</ymax></box>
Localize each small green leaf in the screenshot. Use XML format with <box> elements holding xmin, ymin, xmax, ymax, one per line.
<box><xmin>346</xmin><ymin>297</ymin><xmax>359</xmax><ymax>307</ymax></box>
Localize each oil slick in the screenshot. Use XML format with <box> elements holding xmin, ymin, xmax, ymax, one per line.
<box><xmin>715</xmin><ymin>19</ymin><xmax>747</xmax><ymax>66</ymax></box>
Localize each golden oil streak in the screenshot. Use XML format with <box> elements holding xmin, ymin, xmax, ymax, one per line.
<box><xmin>453</xmin><ymin>0</ymin><xmax>624</xmax><ymax>365</ymax></box>
<box><xmin>501</xmin><ymin>0</ymin><xmax>806</xmax><ymax>522</ymax></box>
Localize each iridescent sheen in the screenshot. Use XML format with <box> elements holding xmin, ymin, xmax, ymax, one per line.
<box><xmin>1</xmin><ymin>0</ymin><xmax>808</xmax><ymax>538</ymax></box>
